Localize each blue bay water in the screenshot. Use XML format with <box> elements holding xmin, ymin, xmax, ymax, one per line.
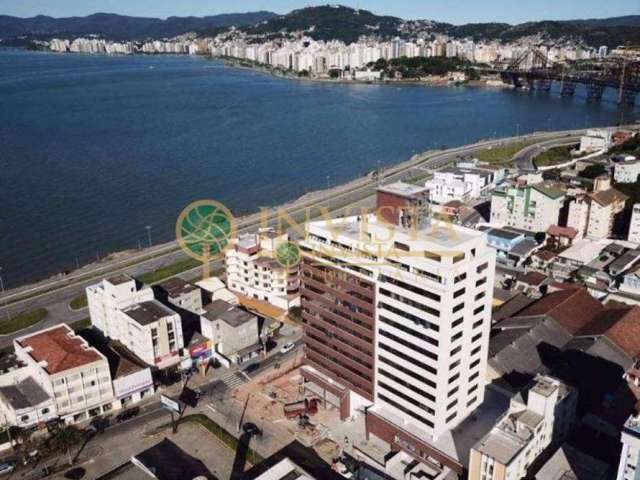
<box><xmin>0</xmin><ymin>49</ymin><xmax>637</xmax><ymax>287</ymax></box>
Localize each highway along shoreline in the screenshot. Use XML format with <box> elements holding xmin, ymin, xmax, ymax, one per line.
<box><xmin>0</xmin><ymin>127</ymin><xmax>624</xmax><ymax>309</ymax></box>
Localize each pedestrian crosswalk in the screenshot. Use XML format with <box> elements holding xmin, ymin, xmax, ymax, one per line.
<box><xmin>219</xmin><ymin>371</ymin><xmax>246</xmax><ymax>390</ymax></box>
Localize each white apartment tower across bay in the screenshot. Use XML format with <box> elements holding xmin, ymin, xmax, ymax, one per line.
<box><xmin>299</xmin><ymin>182</ymin><xmax>495</xmax><ymax>475</ymax></box>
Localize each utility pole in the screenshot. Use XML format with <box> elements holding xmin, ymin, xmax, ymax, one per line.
<box><xmin>326</xmin><ymin>176</ymin><xmax>331</xmax><ymax>212</ymax></box>
<box><xmin>145</xmin><ymin>225</ymin><xmax>153</xmax><ymax>248</ymax></box>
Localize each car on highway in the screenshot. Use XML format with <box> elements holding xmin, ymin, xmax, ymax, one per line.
<box><xmin>280</xmin><ymin>342</ymin><xmax>295</xmax><ymax>354</ymax></box>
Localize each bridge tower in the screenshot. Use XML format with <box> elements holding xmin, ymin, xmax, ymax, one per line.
<box><xmin>560</xmin><ymin>81</ymin><xmax>576</xmax><ymax>97</ymax></box>
<box><xmin>537</xmin><ymin>78</ymin><xmax>552</xmax><ymax>92</ymax></box>
<box><xmin>586</xmin><ymin>82</ymin><xmax>605</xmax><ymax>101</ymax></box>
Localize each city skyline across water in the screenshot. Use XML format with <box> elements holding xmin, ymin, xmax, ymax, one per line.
<box><xmin>0</xmin><ymin>49</ymin><xmax>637</xmax><ymax>287</ymax></box>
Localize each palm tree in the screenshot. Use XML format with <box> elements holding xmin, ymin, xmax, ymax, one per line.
<box><xmin>49</xmin><ymin>426</ymin><xmax>82</xmax><ymax>466</ymax></box>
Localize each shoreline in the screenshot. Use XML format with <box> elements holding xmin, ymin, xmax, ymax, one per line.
<box><xmin>220</xmin><ymin>57</ymin><xmax>513</xmax><ymax>89</ymax></box>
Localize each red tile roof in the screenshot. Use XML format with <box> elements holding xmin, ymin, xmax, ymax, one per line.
<box><xmin>18</xmin><ymin>325</ymin><xmax>102</xmax><ymax>375</ymax></box>
<box><xmin>534</xmin><ymin>250</ymin><xmax>557</xmax><ymax>261</ymax></box>
<box><xmin>517</xmin><ymin>288</ymin><xmax>604</xmax><ymax>335</ymax></box>
<box><xmin>547</xmin><ymin>225</ymin><xmax>578</xmax><ymax>239</ymax></box>
<box><xmin>517</xmin><ymin>271</ymin><xmax>548</xmax><ymax>286</ymax></box>
<box><xmin>589</xmin><ymin>307</ymin><xmax>640</xmax><ymax>358</ymax></box>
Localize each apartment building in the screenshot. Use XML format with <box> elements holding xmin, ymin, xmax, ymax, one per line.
<box><xmin>155</xmin><ymin>277</ymin><xmax>203</xmax><ymax>314</ymax></box>
<box><xmin>299</xmin><ymin>182</ymin><xmax>495</xmax><ymax>476</ymax></box>
<box><xmin>200</xmin><ymin>300</ymin><xmax>261</xmax><ymax>365</ymax></box>
<box><xmin>86</xmin><ymin>274</ymin><xmax>154</xmax><ymax>339</ymax></box>
<box><xmin>617</xmin><ymin>414</ymin><xmax>640</xmax><ymax>480</ymax></box>
<box><xmin>118</xmin><ymin>301</ymin><xmax>184</xmax><ymax>369</ymax></box>
<box><xmin>226</xmin><ymin>228</ymin><xmax>300</xmax><ymax>311</ymax></box>
<box><xmin>628</xmin><ymin>204</ymin><xmax>640</xmax><ymax>244</ymax></box>
<box><xmin>425</xmin><ymin>166</ymin><xmax>497</xmax><ymax>204</ymax></box>
<box><xmin>567</xmin><ymin>176</ymin><xmax>628</xmax><ymax>240</ymax></box>
<box><xmin>469</xmin><ymin>375</ymin><xmax>577</xmax><ymax>480</ymax></box>
<box><xmin>14</xmin><ymin>325</ymin><xmax>114</xmax><ymax>424</ymax></box>
<box><xmin>490</xmin><ymin>182</ymin><xmax>565</xmax><ymax>233</ymax></box>
<box><xmin>615</xmin><ymin>159</ymin><xmax>640</xmax><ymax>184</ymax></box>
<box><xmin>579</xmin><ymin>129</ymin><xmax>612</xmax><ymax>153</ymax></box>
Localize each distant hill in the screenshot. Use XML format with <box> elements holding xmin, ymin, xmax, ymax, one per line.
<box><xmin>1</xmin><ymin>7</ymin><xmax>638</xmax><ymax>48</ymax></box>
<box><xmin>0</xmin><ymin>11</ymin><xmax>278</xmax><ymax>41</ymax></box>
<box><xmin>241</xmin><ymin>5</ymin><xmax>402</xmax><ymax>44</ymax></box>
<box><xmin>440</xmin><ymin>19</ymin><xmax>640</xmax><ymax>48</ymax></box>
<box><xmin>565</xmin><ymin>15</ymin><xmax>640</xmax><ymax>28</ymax></box>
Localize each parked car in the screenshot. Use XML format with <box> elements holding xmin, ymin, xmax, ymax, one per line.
<box><xmin>0</xmin><ymin>463</ymin><xmax>14</xmax><ymax>476</ymax></box>
<box><xmin>280</xmin><ymin>342</ymin><xmax>295</xmax><ymax>354</ymax></box>
<box><xmin>242</xmin><ymin>362</ymin><xmax>260</xmax><ymax>374</ymax></box>
<box><xmin>115</xmin><ymin>407</ymin><xmax>140</xmax><ymax>423</ymax></box>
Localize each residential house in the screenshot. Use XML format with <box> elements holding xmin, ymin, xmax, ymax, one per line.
<box><xmin>469</xmin><ymin>375</ymin><xmax>577</xmax><ymax>480</ymax></box>
<box><xmin>155</xmin><ymin>278</ymin><xmax>203</xmax><ymax>314</ymax></box>
<box><xmin>551</xmin><ymin>239</ymin><xmax>611</xmax><ymax>281</ymax></box>
<box><xmin>200</xmin><ymin>300</ymin><xmax>261</xmax><ymax>365</ymax></box>
<box><xmin>546</xmin><ymin>225</ymin><xmax>579</xmax><ymax>248</ymax></box>
<box><xmin>483</xmin><ymin>227</ymin><xmax>539</xmax><ymax>268</ymax></box>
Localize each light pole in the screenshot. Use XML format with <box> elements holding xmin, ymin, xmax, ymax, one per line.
<box><xmin>326</xmin><ymin>176</ymin><xmax>331</xmax><ymax>212</ymax></box>
<box><xmin>0</xmin><ymin>268</ymin><xmax>9</xmax><ymax>321</ymax></box>
<box><xmin>145</xmin><ymin>226</ymin><xmax>153</xmax><ymax>248</ymax></box>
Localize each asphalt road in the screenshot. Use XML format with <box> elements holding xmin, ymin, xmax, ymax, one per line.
<box><xmin>512</xmin><ymin>135</ymin><xmax>580</xmax><ymax>171</ymax></box>
<box><xmin>0</xmin><ymin>128</ymin><xmax>603</xmax><ymax>348</ymax></box>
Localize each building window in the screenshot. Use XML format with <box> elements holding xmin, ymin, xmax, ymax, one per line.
<box><xmin>449</xmin><ymin>373</ymin><xmax>460</xmax><ymax>384</ymax></box>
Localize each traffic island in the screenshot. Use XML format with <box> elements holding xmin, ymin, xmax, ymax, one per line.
<box><xmin>0</xmin><ymin>308</ymin><xmax>47</xmax><ymax>335</ymax></box>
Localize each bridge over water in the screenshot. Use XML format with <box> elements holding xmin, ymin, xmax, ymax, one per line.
<box><xmin>491</xmin><ymin>48</ymin><xmax>640</xmax><ymax>106</ymax></box>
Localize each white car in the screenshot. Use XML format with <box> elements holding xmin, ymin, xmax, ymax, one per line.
<box><xmin>280</xmin><ymin>342</ymin><xmax>295</xmax><ymax>354</ymax></box>
<box><xmin>0</xmin><ymin>463</ymin><xmax>14</xmax><ymax>476</ymax></box>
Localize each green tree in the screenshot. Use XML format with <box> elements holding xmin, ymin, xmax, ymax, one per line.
<box><xmin>579</xmin><ymin>164</ymin><xmax>607</xmax><ymax>179</ymax></box>
<box><xmin>49</xmin><ymin>426</ymin><xmax>83</xmax><ymax>465</ymax></box>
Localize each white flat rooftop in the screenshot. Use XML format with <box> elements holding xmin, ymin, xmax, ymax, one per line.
<box><xmin>558</xmin><ymin>239</ymin><xmax>611</xmax><ymax>264</ymax></box>
<box><xmin>330</xmin><ymin>214</ymin><xmax>481</xmax><ymax>250</ymax></box>
<box><xmin>378</xmin><ymin>181</ymin><xmax>429</xmax><ymax>197</ymax></box>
